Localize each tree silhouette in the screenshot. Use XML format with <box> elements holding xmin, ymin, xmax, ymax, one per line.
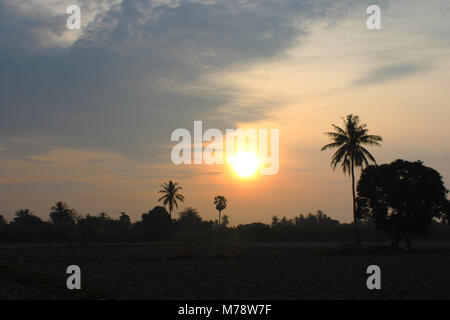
<box><xmin>158</xmin><ymin>181</ymin><xmax>185</xmax><ymax>219</ymax></box>
<box><xmin>49</xmin><ymin>201</ymin><xmax>79</xmax><ymax>225</ymax></box>
<box><xmin>321</xmin><ymin>114</ymin><xmax>382</xmax><ymax>246</ymax></box>
<box><xmin>98</xmin><ymin>212</ymin><xmax>111</xmax><ymax>222</ymax></box>
<box><xmin>12</xmin><ymin>209</ymin><xmax>43</xmax><ymax>225</ymax></box>
<box><xmin>119</xmin><ymin>211</ymin><xmax>131</xmax><ymax>225</ymax></box>
<box><xmin>178</xmin><ymin>207</ymin><xmax>203</xmax><ymax>226</ymax></box>
<box><xmin>141</xmin><ymin>206</ymin><xmax>171</xmax><ymax>241</ymax></box>
<box><xmin>221</xmin><ymin>214</ymin><xmax>230</xmax><ymax>227</ymax></box>
<box><xmin>214</xmin><ymin>195</ymin><xmax>227</xmax><ymax>225</ymax></box>
<box><xmin>356</xmin><ymin>159</ymin><xmax>449</xmax><ymax>249</ymax></box>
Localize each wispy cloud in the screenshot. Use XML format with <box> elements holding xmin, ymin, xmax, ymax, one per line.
<box><xmin>352</xmin><ymin>64</ymin><xmax>430</xmax><ymax>86</ymax></box>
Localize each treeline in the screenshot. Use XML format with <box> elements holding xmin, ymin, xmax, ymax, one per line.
<box><xmin>1</xmin><ymin>203</ymin><xmax>449</xmax><ymax>243</ymax></box>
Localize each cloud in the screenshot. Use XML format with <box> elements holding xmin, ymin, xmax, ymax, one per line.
<box><xmin>0</xmin><ymin>0</ymin><xmax>122</xmax><ymax>51</ymax></box>
<box><xmin>352</xmin><ymin>63</ymin><xmax>430</xmax><ymax>86</ymax></box>
<box><xmin>0</xmin><ymin>0</ymin><xmax>359</xmax><ymax>163</ymax></box>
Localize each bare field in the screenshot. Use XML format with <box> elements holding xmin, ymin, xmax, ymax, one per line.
<box><xmin>1</xmin><ymin>243</ymin><xmax>450</xmax><ymax>299</ymax></box>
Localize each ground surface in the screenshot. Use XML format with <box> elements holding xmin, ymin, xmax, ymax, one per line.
<box><xmin>1</xmin><ymin>242</ymin><xmax>449</xmax><ymax>299</ymax></box>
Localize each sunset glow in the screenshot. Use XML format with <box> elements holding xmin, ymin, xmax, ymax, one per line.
<box><xmin>231</xmin><ymin>151</ymin><xmax>260</xmax><ymax>178</ymax></box>
<box><xmin>0</xmin><ymin>0</ymin><xmax>448</xmax><ymax>227</ymax></box>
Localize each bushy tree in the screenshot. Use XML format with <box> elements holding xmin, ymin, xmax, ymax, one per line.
<box><xmin>175</xmin><ymin>207</ymin><xmax>212</xmax><ymax>242</ymax></box>
<box><xmin>12</xmin><ymin>209</ymin><xmax>43</xmax><ymax>225</ymax></box>
<box><xmin>356</xmin><ymin>159</ymin><xmax>449</xmax><ymax>249</ymax></box>
<box><xmin>221</xmin><ymin>214</ymin><xmax>230</xmax><ymax>227</ymax></box>
<box><xmin>141</xmin><ymin>206</ymin><xmax>171</xmax><ymax>241</ymax></box>
<box><xmin>49</xmin><ymin>201</ymin><xmax>79</xmax><ymax>225</ymax></box>
<box><xmin>119</xmin><ymin>211</ymin><xmax>131</xmax><ymax>225</ymax></box>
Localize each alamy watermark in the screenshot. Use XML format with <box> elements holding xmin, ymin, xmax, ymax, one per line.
<box><xmin>66</xmin><ymin>265</ymin><xmax>81</xmax><ymax>290</ymax></box>
<box><xmin>366</xmin><ymin>265</ymin><xmax>381</xmax><ymax>290</ymax></box>
<box><xmin>66</xmin><ymin>5</ymin><xmax>81</xmax><ymax>30</ymax></box>
<box><xmin>170</xmin><ymin>121</ymin><xmax>279</xmax><ymax>176</ymax></box>
<box><xmin>65</xmin><ymin>4</ymin><xmax>382</xmax><ymax>31</ymax></box>
<box><xmin>367</xmin><ymin>5</ymin><xmax>381</xmax><ymax>30</ymax></box>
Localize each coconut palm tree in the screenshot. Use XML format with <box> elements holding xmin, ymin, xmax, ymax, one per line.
<box><xmin>214</xmin><ymin>195</ymin><xmax>227</xmax><ymax>225</ymax></box>
<box><xmin>158</xmin><ymin>181</ymin><xmax>185</xmax><ymax>219</ymax></box>
<box><xmin>321</xmin><ymin>114</ymin><xmax>382</xmax><ymax>246</ymax></box>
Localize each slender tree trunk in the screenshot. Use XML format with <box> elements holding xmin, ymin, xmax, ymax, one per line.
<box><xmin>218</xmin><ymin>210</ymin><xmax>221</xmax><ymax>225</ymax></box>
<box><xmin>351</xmin><ymin>159</ymin><xmax>361</xmax><ymax>246</ymax></box>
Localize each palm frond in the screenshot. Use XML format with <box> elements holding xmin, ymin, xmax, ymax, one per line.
<box><xmin>322</xmin><ymin>114</ymin><xmax>382</xmax><ymax>175</ymax></box>
<box><xmin>321</xmin><ymin>141</ymin><xmax>344</xmax><ymax>151</ymax></box>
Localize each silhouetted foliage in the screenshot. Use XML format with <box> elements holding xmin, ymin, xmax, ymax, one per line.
<box><xmin>119</xmin><ymin>212</ymin><xmax>131</xmax><ymax>225</ymax></box>
<box><xmin>141</xmin><ymin>206</ymin><xmax>172</xmax><ymax>241</ymax></box>
<box><xmin>49</xmin><ymin>201</ymin><xmax>79</xmax><ymax>225</ymax></box>
<box><xmin>235</xmin><ymin>223</ymin><xmax>272</xmax><ymax>242</ymax></box>
<box><xmin>0</xmin><ymin>176</ymin><xmax>448</xmax><ymax>244</ymax></box>
<box><xmin>0</xmin><ymin>214</ymin><xmax>8</xmax><ymax>224</ymax></box>
<box><xmin>321</xmin><ymin>114</ymin><xmax>382</xmax><ymax>246</ymax></box>
<box><xmin>158</xmin><ymin>181</ymin><xmax>185</xmax><ymax>218</ymax></box>
<box><xmin>214</xmin><ymin>195</ymin><xmax>227</xmax><ymax>225</ymax></box>
<box><xmin>221</xmin><ymin>214</ymin><xmax>230</xmax><ymax>227</ymax></box>
<box><xmin>12</xmin><ymin>209</ymin><xmax>43</xmax><ymax>225</ymax></box>
<box><xmin>174</xmin><ymin>207</ymin><xmax>214</xmax><ymax>242</ymax></box>
<box><xmin>356</xmin><ymin>159</ymin><xmax>450</xmax><ymax>249</ymax></box>
<box><xmin>269</xmin><ymin>211</ymin><xmax>348</xmax><ymax>242</ymax></box>
<box><xmin>6</xmin><ymin>209</ymin><xmax>50</xmax><ymax>242</ymax></box>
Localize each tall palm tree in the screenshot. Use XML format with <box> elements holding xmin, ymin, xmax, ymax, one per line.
<box><xmin>158</xmin><ymin>181</ymin><xmax>185</xmax><ymax>219</ymax></box>
<box><xmin>321</xmin><ymin>114</ymin><xmax>382</xmax><ymax>246</ymax></box>
<box><xmin>214</xmin><ymin>195</ymin><xmax>227</xmax><ymax>225</ymax></box>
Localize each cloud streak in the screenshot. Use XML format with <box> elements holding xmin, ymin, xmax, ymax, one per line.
<box><xmin>352</xmin><ymin>63</ymin><xmax>430</xmax><ymax>86</ymax></box>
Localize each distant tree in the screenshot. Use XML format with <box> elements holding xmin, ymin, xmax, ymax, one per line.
<box><xmin>235</xmin><ymin>223</ymin><xmax>272</xmax><ymax>242</ymax></box>
<box><xmin>49</xmin><ymin>201</ymin><xmax>79</xmax><ymax>225</ymax></box>
<box><xmin>356</xmin><ymin>160</ymin><xmax>449</xmax><ymax>249</ymax></box>
<box><xmin>294</xmin><ymin>214</ymin><xmax>305</xmax><ymax>226</ymax></box>
<box><xmin>98</xmin><ymin>212</ymin><xmax>111</xmax><ymax>222</ymax></box>
<box><xmin>175</xmin><ymin>208</ymin><xmax>213</xmax><ymax>242</ymax></box>
<box><xmin>12</xmin><ymin>209</ymin><xmax>43</xmax><ymax>225</ymax></box>
<box><xmin>141</xmin><ymin>206</ymin><xmax>171</xmax><ymax>241</ymax></box>
<box><xmin>321</xmin><ymin>114</ymin><xmax>382</xmax><ymax>246</ymax></box>
<box><xmin>178</xmin><ymin>207</ymin><xmax>203</xmax><ymax>226</ymax></box>
<box><xmin>0</xmin><ymin>214</ymin><xmax>7</xmax><ymax>224</ymax></box>
<box><xmin>213</xmin><ymin>195</ymin><xmax>227</xmax><ymax>225</ymax></box>
<box><xmin>271</xmin><ymin>216</ymin><xmax>279</xmax><ymax>225</ymax></box>
<box><xmin>315</xmin><ymin>210</ymin><xmax>340</xmax><ymax>225</ymax></box>
<box><xmin>119</xmin><ymin>211</ymin><xmax>131</xmax><ymax>225</ymax></box>
<box><xmin>221</xmin><ymin>214</ymin><xmax>230</xmax><ymax>227</ymax></box>
<box><xmin>158</xmin><ymin>181</ymin><xmax>185</xmax><ymax>219</ymax></box>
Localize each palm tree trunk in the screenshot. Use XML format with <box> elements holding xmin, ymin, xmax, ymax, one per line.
<box><xmin>218</xmin><ymin>210</ymin><xmax>221</xmax><ymax>225</ymax></box>
<box><xmin>351</xmin><ymin>159</ymin><xmax>361</xmax><ymax>246</ymax></box>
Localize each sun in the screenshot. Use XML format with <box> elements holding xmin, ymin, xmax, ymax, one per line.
<box><xmin>231</xmin><ymin>151</ymin><xmax>260</xmax><ymax>178</ymax></box>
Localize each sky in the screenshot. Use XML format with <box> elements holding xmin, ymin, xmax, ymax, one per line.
<box><xmin>0</xmin><ymin>0</ymin><xmax>449</xmax><ymax>225</ymax></box>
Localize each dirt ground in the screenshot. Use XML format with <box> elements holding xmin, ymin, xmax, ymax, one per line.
<box><xmin>1</xmin><ymin>242</ymin><xmax>449</xmax><ymax>299</ymax></box>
